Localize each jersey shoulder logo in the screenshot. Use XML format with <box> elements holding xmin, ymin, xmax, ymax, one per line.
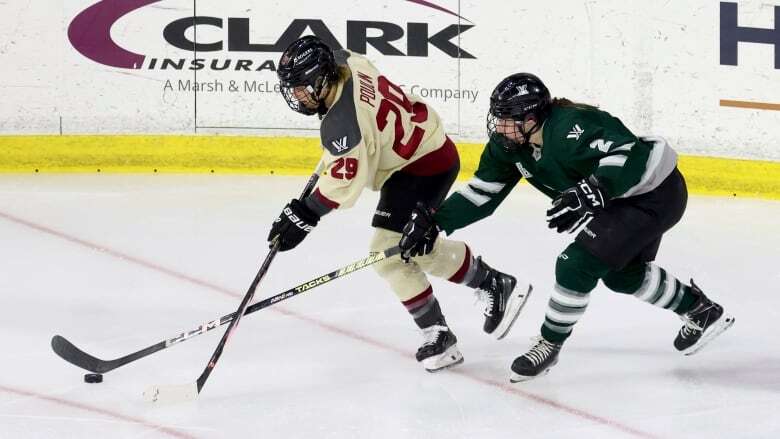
<box><xmin>589</xmin><ymin>138</ymin><xmax>614</xmax><ymax>153</ymax></box>
<box><xmin>531</xmin><ymin>145</ymin><xmax>542</xmax><ymax>161</ymax></box>
<box><xmin>515</xmin><ymin>162</ymin><xmax>533</xmax><ymax>178</ymax></box>
<box><xmin>567</xmin><ymin>124</ymin><xmax>584</xmax><ymax>140</ymax></box>
<box><xmin>331</xmin><ymin>136</ymin><xmax>349</xmax><ymax>153</ymax></box>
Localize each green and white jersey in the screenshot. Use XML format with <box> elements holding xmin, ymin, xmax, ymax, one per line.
<box><xmin>435</xmin><ymin>104</ymin><xmax>678</xmax><ymax>235</ymax></box>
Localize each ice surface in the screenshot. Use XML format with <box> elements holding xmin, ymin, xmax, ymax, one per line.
<box><xmin>1</xmin><ymin>174</ymin><xmax>778</xmax><ymax>439</ymax></box>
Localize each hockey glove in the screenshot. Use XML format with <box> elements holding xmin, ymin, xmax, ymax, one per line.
<box><xmin>399</xmin><ymin>202</ymin><xmax>440</xmax><ymax>262</ymax></box>
<box><xmin>268</xmin><ymin>199</ymin><xmax>320</xmax><ymax>251</ymax></box>
<box><xmin>547</xmin><ymin>177</ymin><xmax>607</xmax><ymax>234</ymax></box>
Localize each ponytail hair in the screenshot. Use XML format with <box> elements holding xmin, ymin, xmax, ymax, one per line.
<box><xmin>551</xmin><ymin>97</ymin><xmax>599</xmax><ymax>111</ymax></box>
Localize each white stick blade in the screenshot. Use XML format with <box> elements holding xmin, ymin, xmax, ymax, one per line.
<box><xmin>143</xmin><ymin>382</ymin><xmax>198</xmax><ymax>404</ymax></box>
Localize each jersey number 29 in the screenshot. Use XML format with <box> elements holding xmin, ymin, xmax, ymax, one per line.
<box><xmin>331</xmin><ymin>157</ymin><xmax>358</xmax><ymax>180</ymax></box>
<box><xmin>375</xmin><ymin>76</ymin><xmax>428</xmax><ymax>160</ymax></box>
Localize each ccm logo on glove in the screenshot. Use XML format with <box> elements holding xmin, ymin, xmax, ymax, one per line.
<box><xmin>577</xmin><ymin>180</ymin><xmax>603</xmax><ymax>208</ymax></box>
<box><xmin>546</xmin><ymin>177</ymin><xmax>606</xmax><ymax>234</ymax></box>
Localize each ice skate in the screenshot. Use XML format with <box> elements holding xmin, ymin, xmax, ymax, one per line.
<box><xmin>416</xmin><ymin>319</ymin><xmax>463</xmax><ymax>372</ymax></box>
<box><xmin>510</xmin><ymin>337</ymin><xmax>562</xmax><ymax>382</ymax></box>
<box><xmin>674</xmin><ymin>280</ymin><xmax>734</xmax><ymax>355</ymax></box>
<box><xmin>473</xmin><ymin>257</ymin><xmax>532</xmax><ymax>339</ymax></box>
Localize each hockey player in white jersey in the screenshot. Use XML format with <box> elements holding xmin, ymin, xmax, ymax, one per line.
<box><xmin>267</xmin><ymin>36</ymin><xmax>531</xmax><ymax>372</ymax></box>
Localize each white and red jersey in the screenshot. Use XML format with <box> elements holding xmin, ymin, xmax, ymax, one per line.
<box><xmin>304</xmin><ymin>50</ymin><xmax>457</xmax><ymax>215</ymax></box>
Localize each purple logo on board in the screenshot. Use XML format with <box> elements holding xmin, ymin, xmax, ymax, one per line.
<box><xmin>68</xmin><ymin>0</ymin><xmax>161</xmax><ymax>69</ymax></box>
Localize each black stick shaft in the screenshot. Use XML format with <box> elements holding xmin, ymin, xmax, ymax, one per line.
<box><xmin>193</xmin><ymin>170</ymin><xmax>322</xmax><ymax>394</ymax></box>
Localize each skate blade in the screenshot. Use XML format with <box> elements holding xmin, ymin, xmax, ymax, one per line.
<box><xmin>682</xmin><ymin>313</ymin><xmax>735</xmax><ymax>356</ymax></box>
<box><xmin>494</xmin><ymin>283</ymin><xmax>533</xmax><ymax>340</ymax></box>
<box><xmin>422</xmin><ymin>345</ymin><xmax>464</xmax><ymax>373</ymax></box>
<box><xmin>509</xmin><ymin>357</ymin><xmax>558</xmax><ymax>383</ymax></box>
<box><xmin>509</xmin><ymin>365</ymin><xmax>554</xmax><ymax>383</ymax></box>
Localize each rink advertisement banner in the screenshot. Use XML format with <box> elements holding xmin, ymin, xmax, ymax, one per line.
<box><xmin>0</xmin><ymin>0</ymin><xmax>779</xmax><ymax>161</ymax></box>
<box><xmin>50</xmin><ymin>0</ymin><xmax>477</xmax><ymax>137</ymax></box>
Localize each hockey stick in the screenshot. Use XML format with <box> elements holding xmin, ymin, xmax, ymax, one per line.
<box><xmin>50</xmin><ymin>246</ymin><xmax>401</xmax><ymax>375</ymax></box>
<box><xmin>142</xmin><ymin>166</ymin><xmax>325</xmax><ymax>403</ymax></box>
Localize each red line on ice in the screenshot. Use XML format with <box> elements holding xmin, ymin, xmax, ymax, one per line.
<box><xmin>277</xmin><ymin>308</ymin><xmax>658</xmax><ymax>439</ymax></box>
<box><xmin>0</xmin><ymin>210</ymin><xmax>237</xmax><ymax>300</ymax></box>
<box><xmin>0</xmin><ymin>384</ymin><xmax>198</xmax><ymax>439</ymax></box>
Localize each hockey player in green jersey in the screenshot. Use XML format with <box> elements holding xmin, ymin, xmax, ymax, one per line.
<box><xmin>398</xmin><ymin>72</ymin><xmax>734</xmax><ymax>382</ymax></box>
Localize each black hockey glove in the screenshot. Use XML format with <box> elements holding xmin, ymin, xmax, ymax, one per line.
<box><xmin>399</xmin><ymin>202</ymin><xmax>440</xmax><ymax>262</ymax></box>
<box><xmin>268</xmin><ymin>199</ymin><xmax>320</xmax><ymax>252</ymax></box>
<box><xmin>547</xmin><ymin>177</ymin><xmax>607</xmax><ymax>234</ymax></box>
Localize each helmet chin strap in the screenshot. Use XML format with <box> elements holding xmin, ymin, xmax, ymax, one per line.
<box><xmin>515</xmin><ymin>116</ymin><xmax>541</xmax><ymax>146</ymax></box>
<box><xmin>312</xmin><ymin>80</ymin><xmax>332</xmax><ymax>119</ymax></box>
<box><xmin>316</xmin><ymin>101</ymin><xmax>328</xmax><ymax>119</ymax></box>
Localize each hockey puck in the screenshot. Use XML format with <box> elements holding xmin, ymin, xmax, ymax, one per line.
<box><xmin>84</xmin><ymin>373</ymin><xmax>103</xmax><ymax>383</ymax></box>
